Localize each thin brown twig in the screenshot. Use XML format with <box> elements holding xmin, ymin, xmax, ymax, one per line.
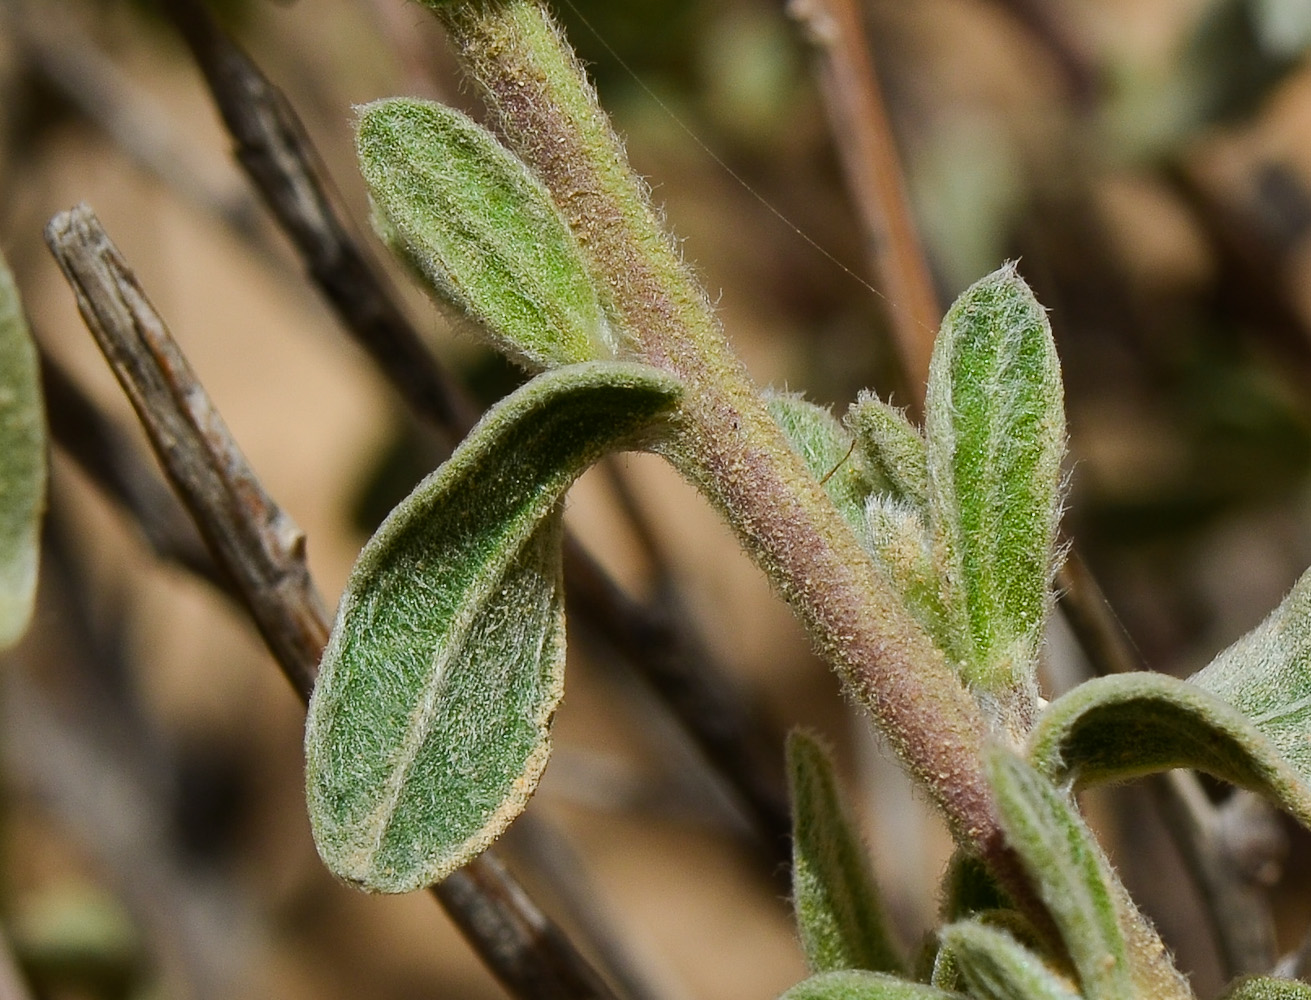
<box><xmin>161</xmin><ymin>0</ymin><xmax>793</xmax><ymax>871</ymax></box>
<box><xmin>43</xmin><ymin>203</ymin><xmax>621</xmax><ymax>1000</ymax></box>
<box><xmin>38</xmin><ymin>346</ymin><xmax>224</xmax><ymax>591</ymax></box>
<box><xmin>786</xmin><ymin>0</ymin><xmax>941</xmax><ymax>411</ymax></box>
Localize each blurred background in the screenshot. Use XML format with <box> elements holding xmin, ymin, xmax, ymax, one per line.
<box><xmin>2</xmin><ymin>0</ymin><xmax>1311</xmax><ymax>997</ymax></box>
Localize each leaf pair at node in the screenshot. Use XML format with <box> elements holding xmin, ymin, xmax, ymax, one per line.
<box><xmin>770</xmin><ymin>264</ymin><xmax>1067</xmax><ymax>737</ymax></box>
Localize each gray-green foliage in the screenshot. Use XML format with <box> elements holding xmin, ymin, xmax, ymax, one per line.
<box><xmin>0</xmin><ymin>252</ymin><xmax>44</xmax><ymax>650</ymax></box>
<box><xmin>1220</xmin><ymin>978</ymin><xmax>1311</xmax><ymax>1000</ymax></box>
<box><xmin>778</xmin><ymin>970</ymin><xmax>964</xmax><ymax>1000</ymax></box>
<box><xmin>847</xmin><ymin>393</ymin><xmax>928</xmax><ymax>509</ymax></box>
<box><xmin>765</xmin><ymin>391</ymin><xmax>872</xmax><ymax>536</ymax></box>
<box><xmin>987</xmin><ymin>751</ymin><xmax>1129</xmax><ymax>1000</ymax></box>
<box><xmin>305</xmin><ymin>362</ymin><xmax>681</xmax><ymax>892</ymax></box>
<box><xmin>788</xmin><ymin>731</ymin><xmax>904</xmax><ymax>976</ymax></box>
<box><xmin>939</xmin><ymin>922</ymin><xmax>1081</xmax><ymax>1000</ymax></box>
<box><xmin>1027</xmin><ymin>672</ymin><xmax>1311</xmax><ymax>829</ymax></box>
<box><xmin>357</xmin><ymin>97</ymin><xmax>615</xmax><ymax>369</ymax></box>
<box><xmin>924</xmin><ymin>265</ymin><xmax>1065</xmax><ymax>709</ymax></box>
<box><xmin>1191</xmin><ymin>565</ymin><xmax>1311</xmax><ymax>781</ymax></box>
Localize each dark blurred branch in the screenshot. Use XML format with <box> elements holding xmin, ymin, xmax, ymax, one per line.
<box><xmin>1150</xmin><ymin>777</ymin><xmax>1281</xmax><ymax>977</ymax></box>
<box><xmin>2</xmin><ymin>1</ymin><xmax>263</xmax><ymax>248</ymax></box>
<box><xmin>787</xmin><ymin>0</ymin><xmax>940</xmax><ymax>410</ymax></box>
<box><xmin>163</xmin><ymin>0</ymin><xmax>480</xmax><ymax>445</ymax></box>
<box><xmin>43</xmin><ymin>203</ymin><xmax>621</xmax><ymax>1000</ymax></box>
<box><xmin>162</xmin><ymin>0</ymin><xmax>793</xmax><ymax>870</ymax></box>
<box><xmin>983</xmin><ymin>0</ymin><xmax>1098</xmax><ymax>106</ymax></box>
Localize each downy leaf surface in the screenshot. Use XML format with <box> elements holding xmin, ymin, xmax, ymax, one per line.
<box><xmin>940</xmin><ymin>921</ymin><xmax>1081</xmax><ymax>1000</ymax></box>
<box><xmin>305</xmin><ymin>362</ymin><xmax>681</xmax><ymax>892</ymax></box>
<box><xmin>766</xmin><ymin>391</ymin><xmax>873</xmax><ymax>536</ymax></box>
<box><xmin>1028</xmin><ymin>671</ymin><xmax>1311</xmax><ymax>829</ymax></box>
<box><xmin>778</xmin><ymin>970</ymin><xmax>963</xmax><ymax>1000</ymax></box>
<box><xmin>788</xmin><ymin>731</ymin><xmax>904</xmax><ymax>975</ymax></box>
<box><xmin>1220</xmin><ymin>978</ymin><xmax>1311</xmax><ymax>1000</ymax></box>
<box><xmin>357</xmin><ymin>97</ymin><xmax>615</xmax><ymax>369</ymax></box>
<box><xmin>924</xmin><ymin>264</ymin><xmax>1065</xmax><ymax>704</ymax></box>
<box><xmin>847</xmin><ymin>392</ymin><xmax>928</xmax><ymax>509</ymax></box>
<box><xmin>0</xmin><ymin>254</ymin><xmax>44</xmax><ymax>650</ymax></box>
<box><xmin>1190</xmin><ymin>566</ymin><xmax>1311</xmax><ymax>787</ymax></box>
<box><xmin>988</xmin><ymin>750</ymin><xmax>1130</xmax><ymax>1000</ymax></box>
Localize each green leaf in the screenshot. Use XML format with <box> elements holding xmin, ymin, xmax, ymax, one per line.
<box><xmin>787</xmin><ymin>731</ymin><xmax>904</xmax><ymax>975</ymax></box>
<box><xmin>766</xmin><ymin>392</ymin><xmax>872</xmax><ymax>536</ymax></box>
<box><xmin>1220</xmin><ymin>976</ymin><xmax>1311</xmax><ymax>1000</ymax></box>
<box><xmin>305</xmin><ymin>361</ymin><xmax>682</xmax><ymax>892</ymax></box>
<box><xmin>940</xmin><ymin>921</ymin><xmax>1081</xmax><ymax>1000</ymax></box>
<box><xmin>1190</xmin><ymin>566</ymin><xmax>1311</xmax><ymax>786</ymax></box>
<box><xmin>0</xmin><ymin>254</ymin><xmax>44</xmax><ymax>650</ymax></box>
<box><xmin>988</xmin><ymin>750</ymin><xmax>1130</xmax><ymax>1000</ymax></box>
<box><xmin>924</xmin><ymin>264</ymin><xmax>1065</xmax><ymax>702</ymax></box>
<box><xmin>1027</xmin><ymin>671</ymin><xmax>1311</xmax><ymax>830</ymax></box>
<box><xmin>847</xmin><ymin>392</ymin><xmax>928</xmax><ymax>509</ymax></box>
<box><xmin>778</xmin><ymin>970</ymin><xmax>963</xmax><ymax>1000</ymax></box>
<box><xmin>357</xmin><ymin>97</ymin><xmax>614</xmax><ymax>369</ymax></box>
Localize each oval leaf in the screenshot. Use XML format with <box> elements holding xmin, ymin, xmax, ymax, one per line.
<box><xmin>305</xmin><ymin>362</ymin><xmax>682</xmax><ymax>892</ymax></box>
<box><xmin>788</xmin><ymin>730</ymin><xmax>904</xmax><ymax>975</ymax></box>
<box><xmin>357</xmin><ymin>97</ymin><xmax>614</xmax><ymax>368</ymax></box>
<box><xmin>987</xmin><ymin>750</ymin><xmax>1130</xmax><ymax>1000</ymax></box>
<box><xmin>924</xmin><ymin>264</ymin><xmax>1065</xmax><ymax>702</ymax></box>
<box><xmin>1191</xmin><ymin>566</ymin><xmax>1311</xmax><ymax>784</ymax></box>
<box><xmin>1028</xmin><ymin>671</ymin><xmax>1311</xmax><ymax>829</ymax></box>
<box><xmin>940</xmin><ymin>921</ymin><xmax>1080</xmax><ymax>1000</ymax></box>
<box><xmin>0</xmin><ymin>253</ymin><xmax>45</xmax><ymax>650</ymax></box>
<box><xmin>778</xmin><ymin>970</ymin><xmax>963</xmax><ymax>1000</ymax></box>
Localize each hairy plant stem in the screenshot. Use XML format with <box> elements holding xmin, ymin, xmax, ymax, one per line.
<box><xmin>431</xmin><ymin>0</ymin><xmax>1030</xmax><ymax>909</ymax></box>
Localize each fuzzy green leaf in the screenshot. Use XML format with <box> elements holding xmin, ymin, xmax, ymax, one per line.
<box><xmin>940</xmin><ymin>922</ymin><xmax>1081</xmax><ymax>1000</ymax></box>
<box><xmin>988</xmin><ymin>750</ymin><xmax>1130</xmax><ymax>1000</ymax></box>
<box><xmin>1190</xmin><ymin>566</ymin><xmax>1311</xmax><ymax>785</ymax></box>
<box><xmin>766</xmin><ymin>392</ymin><xmax>872</xmax><ymax>536</ymax></box>
<box><xmin>924</xmin><ymin>264</ymin><xmax>1065</xmax><ymax>699</ymax></box>
<box><xmin>305</xmin><ymin>362</ymin><xmax>682</xmax><ymax>892</ymax></box>
<box><xmin>778</xmin><ymin>970</ymin><xmax>963</xmax><ymax>1000</ymax></box>
<box><xmin>1220</xmin><ymin>977</ymin><xmax>1311</xmax><ymax>1000</ymax></box>
<box><xmin>847</xmin><ymin>392</ymin><xmax>928</xmax><ymax>509</ymax></box>
<box><xmin>357</xmin><ymin>97</ymin><xmax>614</xmax><ymax>369</ymax></box>
<box><xmin>0</xmin><ymin>254</ymin><xmax>44</xmax><ymax>650</ymax></box>
<box><xmin>787</xmin><ymin>731</ymin><xmax>904</xmax><ymax>975</ymax></box>
<box><xmin>863</xmin><ymin>497</ymin><xmax>947</xmax><ymax>653</ymax></box>
<box><xmin>1027</xmin><ymin>671</ymin><xmax>1311</xmax><ymax>829</ymax></box>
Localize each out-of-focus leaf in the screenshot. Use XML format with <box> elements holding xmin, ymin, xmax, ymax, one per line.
<box><xmin>778</xmin><ymin>970</ymin><xmax>963</xmax><ymax>1000</ymax></box>
<box><xmin>305</xmin><ymin>362</ymin><xmax>682</xmax><ymax>892</ymax></box>
<box><xmin>766</xmin><ymin>391</ymin><xmax>873</xmax><ymax>536</ymax></box>
<box><xmin>357</xmin><ymin>97</ymin><xmax>615</xmax><ymax>369</ymax></box>
<box><xmin>0</xmin><ymin>253</ymin><xmax>45</xmax><ymax>650</ymax></box>
<box><xmin>924</xmin><ymin>264</ymin><xmax>1065</xmax><ymax>711</ymax></box>
<box><xmin>1028</xmin><ymin>671</ymin><xmax>1311</xmax><ymax>830</ymax></box>
<box><xmin>787</xmin><ymin>731</ymin><xmax>904</xmax><ymax>975</ymax></box>
<box><xmin>939</xmin><ymin>921</ymin><xmax>1080</xmax><ymax>1000</ymax></box>
<box><xmin>988</xmin><ymin>751</ymin><xmax>1130</xmax><ymax>1000</ymax></box>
